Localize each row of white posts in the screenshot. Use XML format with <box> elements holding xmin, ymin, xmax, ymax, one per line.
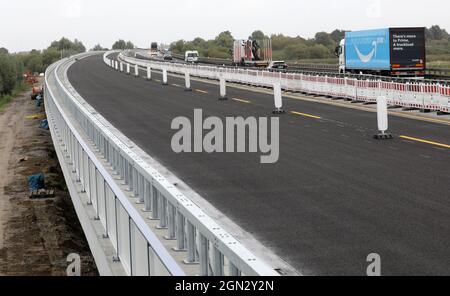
<box><xmin>110</xmin><ymin>56</ymin><xmax>393</xmax><ymax>139</ymax></box>
<box><xmin>113</xmin><ymin>58</ymin><xmax>285</xmax><ymax>111</ymax></box>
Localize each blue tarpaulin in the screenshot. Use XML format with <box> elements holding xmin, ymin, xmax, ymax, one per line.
<box><xmin>28</xmin><ymin>173</ymin><xmax>45</xmax><ymax>191</ymax></box>
<box><xmin>40</xmin><ymin>119</ymin><xmax>49</xmax><ymax>130</ymax></box>
<box><xmin>36</xmin><ymin>95</ymin><xmax>43</xmax><ymax>107</ymax></box>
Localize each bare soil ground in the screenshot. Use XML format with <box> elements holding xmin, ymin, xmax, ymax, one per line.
<box><xmin>0</xmin><ymin>85</ymin><xmax>98</xmax><ymax>276</ymax></box>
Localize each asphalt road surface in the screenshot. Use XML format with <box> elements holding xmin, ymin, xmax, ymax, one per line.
<box><xmin>67</xmin><ymin>53</ymin><xmax>450</xmax><ymax>275</ymax></box>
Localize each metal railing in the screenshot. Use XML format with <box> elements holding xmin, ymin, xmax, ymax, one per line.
<box><xmin>46</xmin><ymin>52</ymin><xmax>278</xmax><ymax>276</ymax></box>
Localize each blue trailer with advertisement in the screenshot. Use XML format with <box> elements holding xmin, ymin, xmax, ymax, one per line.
<box><xmin>336</xmin><ymin>27</ymin><xmax>426</xmax><ymax>76</ymax></box>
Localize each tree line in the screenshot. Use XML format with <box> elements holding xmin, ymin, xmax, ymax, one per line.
<box><xmin>0</xmin><ymin>38</ymin><xmax>88</xmax><ymax>97</ymax></box>
<box><xmin>2</xmin><ymin>26</ymin><xmax>449</xmax><ymax>97</ymax></box>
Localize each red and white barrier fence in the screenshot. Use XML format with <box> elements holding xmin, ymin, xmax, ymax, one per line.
<box><xmin>112</xmin><ymin>51</ymin><xmax>450</xmax><ymax>114</ymax></box>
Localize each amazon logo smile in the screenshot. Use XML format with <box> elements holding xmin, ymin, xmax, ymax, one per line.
<box><xmin>354</xmin><ymin>40</ymin><xmax>378</xmax><ymax>63</ymax></box>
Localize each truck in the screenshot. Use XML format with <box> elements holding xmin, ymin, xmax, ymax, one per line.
<box><xmin>150</xmin><ymin>42</ymin><xmax>158</xmax><ymax>56</ymax></box>
<box><xmin>185</xmin><ymin>50</ymin><xmax>199</xmax><ymax>63</ymax></box>
<box><xmin>233</xmin><ymin>38</ymin><xmax>272</xmax><ymax>68</ymax></box>
<box><xmin>336</xmin><ymin>27</ymin><xmax>426</xmax><ymax>76</ymax></box>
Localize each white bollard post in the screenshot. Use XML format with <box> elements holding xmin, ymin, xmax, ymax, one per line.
<box><xmin>135</xmin><ymin>64</ymin><xmax>139</xmax><ymax>77</ymax></box>
<box><xmin>162</xmin><ymin>68</ymin><xmax>168</xmax><ymax>85</ymax></box>
<box><xmin>147</xmin><ymin>66</ymin><xmax>152</xmax><ymax>80</ymax></box>
<box><xmin>185</xmin><ymin>71</ymin><xmax>192</xmax><ymax>91</ymax></box>
<box><xmin>219</xmin><ymin>77</ymin><xmax>227</xmax><ymax>100</ymax></box>
<box><xmin>374</xmin><ymin>96</ymin><xmax>393</xmax><ymax>139</ymax></box>
<box><xmin>120</xmin><ymin>62</ymin><xmax>123</xmax><ymax>72</ymax></box>
<box><xmin>273</xmin><ymin>82</ymin><xmax>285</xmax><ymax>114</ymax></box>
<box><xmin>115</xmin><ymin>61</ymin><xmax>119</xmax><ymax>70</ymax></box>
<box><xmin>126</xmin><ymin>63</ymin><xmax>130</xmax><ymax>75</ymax></box>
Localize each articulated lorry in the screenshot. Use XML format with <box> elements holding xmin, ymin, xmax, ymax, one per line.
<box><xmin>233</xmin><ymin>38</ymin><xmax>272</xmax><ymax>68</ymax></box>
<box><xmin>336</xmin><ymin>27</ymin><xmax>426</xmax><ymax>76</ymax></box>
<box><xmin>150</xmin><ymin>42</ymin><xmax>159</xmax><ymax>56</ymax></box>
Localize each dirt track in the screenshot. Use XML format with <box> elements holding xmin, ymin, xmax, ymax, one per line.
<box><xmin>0</xmin><ymin>87</ymin><xmax>97</xmax><ymax>276</ymax></box>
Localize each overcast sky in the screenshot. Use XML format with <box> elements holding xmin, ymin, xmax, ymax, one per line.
<box><xmin>1</xmin><ymin>0</ymin><xmax>449</xmax><ymax>52</ymax></box>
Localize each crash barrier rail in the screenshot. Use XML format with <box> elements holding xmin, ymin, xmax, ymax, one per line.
<box><xmin>47</xmin><ymin>52</ymin><xmax>278</xmax><ymax>276</ymax></box>
<box><xmin>46</xmin><ymin>56</ymin><xmax>183</xmax><ymax>276</ymax></box>
<box><xmin>111</xmin><ymin>51</ymin><xmax>450</xmax><ymax>114</ymax></box>
<box><xmin>426</xmin><ymin>67</ymin><xmax>450</xmax><ymax>78</ymax></box>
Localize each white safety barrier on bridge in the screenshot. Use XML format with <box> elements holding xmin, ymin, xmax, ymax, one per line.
<box><xmin>45</xmin><ymin>52</ymin><xmax>279</xmax><ymax>276</ymax></box>
<box><xmin>110</xmin><ymin>50</ymin><xmax>450</xmax><ymax>114</ymax></box>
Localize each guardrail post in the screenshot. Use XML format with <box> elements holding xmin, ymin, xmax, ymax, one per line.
<box><xmin>199</xmin><ymin>234</ymin><xmax>209</xmax><ymax>276</ymax></box>
<box><xmin>87</xmin><ymin>158</ymin><xmax>93</xmax><ymax>205</ymax></box>
<box><xmin>219</xmin><ymin>76</ymin><xmax>227</xmax><ymax>100</ymax></box>
<box><xmin>143</xmin><ymin>180</ymin><xmax>151</xmax><ymax>212</ymax></box>
<box><xmin>184</xmin><ymin>221</ymin><xmax>198</xmax><ymax>264</ymax></box>
<box><xmin>185</xmin><ymin>71</ymin><xmax>192</xmax><ymax>91</ymax></box>
<box><xmin>138</xmin><ymin>173</ymin><xmax>145</xmax><ymax>203</ymax></box>
<box><xmin>135</xmin><ymin>64</ymin><xmax>139</xmax><ymax>77</ymax></box>
<box><xmin>103</xmin><ymin>180</ymin><xmax>109</xmax><ymax>238</ymax></box>
<box><xmin>119</xmin><ymin>155</ymin><xmax>125</xmax><ymax>181</ymax></box>
<box><xmin>80</xmin><ymin>148</ymin><xmax>86</xmax><ymax>192</ymax></box>
<box><xmin>273</xmin><ymin>82</ymin><xmax>285</xmax><ymax>114</ymax></box>
<box><xmin>120</xmin><ymin>62</ymin><xmax>123</xmax><ymax>72</ymax></box>
<box><xmin>165</xmin><ymin>203</ymin><xmax>176</xmax><ymax>240</ymax></box>
<box><xmin>150</xmin><ymin>186</ymin><xmax>160</xmax><ymax>219</ymax></box>
<box><xmin>174</xmin><ymin>211</ymin><xmax>186</xmax><ymax>251</ymax></box>
<box><xmin>123</xmin><ymin>159</ymin><xmax>129</xmax><ymax>185</ymax></box>
<box><xmin>147</xmin><ymin>66</ymin><xmax>152</xmax><ymax>81</ymax></box>
<box><xmin>374</xmin><ymin>96</ymin><xmax>393</xmax><ymax>140</ymax></box>
<box><xmin>162</xmin><ymin>68</ymin><xmax>168</xmax><ymax>85</ymax></box>
<box><xmin>132</xmin><ymin>168</ymin><xmax>138</xmax><ymax>197</ymax></box>
<box><xmin>213</xmin><ymin>247</ymin><xmax>224</xmax><ymax>276</ymax></box>
<box><xmin>157</xmin><ymin>195</ymin><xmax>168</xmax><ymax>229</ymax></box>
<box><xmin>126</xmin><ymin>63</ymin><xmax>130</xmax><ymax>75</ymax></box>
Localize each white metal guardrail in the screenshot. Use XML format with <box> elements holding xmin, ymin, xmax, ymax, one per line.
<box><xmin>46</xmin><ymin>53</ymin><xmax>279</xmax><ymax>276</ymax></box>
<box><xmin>113</xmin><ymin>50</ymin><xmax>450</xmax><ymax>114</ymax></box>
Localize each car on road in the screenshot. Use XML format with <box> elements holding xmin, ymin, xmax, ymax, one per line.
<box><xmin>163</xmin><ymin>52</ymin><xmax>173</xmax><ymax>61</ymax></box>
<box><xmin>267</xmin><ymin>61</ymin><xmax>288</xmax><ymax>70</ymax></box>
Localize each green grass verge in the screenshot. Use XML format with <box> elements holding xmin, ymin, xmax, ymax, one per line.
<box><xmin>0</xmin><ymin>83</ymin><xmax>29</xmax><ymax>111</ymax></box>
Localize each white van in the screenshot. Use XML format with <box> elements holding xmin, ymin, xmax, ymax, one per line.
<box><xmin>185</xmin><ymin>50</ymin><xmax>199</xmax><ymax>63</ymax></box>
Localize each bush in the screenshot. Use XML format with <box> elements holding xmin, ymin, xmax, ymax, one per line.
<box><xmin>0</xmin><ymin>54</ymin><xmax>18</xmax><ymax>95</ymax></box>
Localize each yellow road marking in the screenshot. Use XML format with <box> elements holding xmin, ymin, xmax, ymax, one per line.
<box><xmin>231</xmin><ymin>98</ymin><xmax>251</xmax><ymax>104</ymax></box>
<box><xmin>150</xmin><ymin>73</ymin><xmax>450</xmax><ymax>126</ymax></box>
<box><xmin>195</xmin><ymin>89</ymin><xmax>208</xmax><ymax>94</ymax></box>
<box><xmin>399</xmin><ymin>136</ymin><xmax>450</xmax><ymax>149</ymax></box>
<box><xmin>291</xmin><ymin>111</ymin><xmax>322</xmax><ymax>119</ymax></box>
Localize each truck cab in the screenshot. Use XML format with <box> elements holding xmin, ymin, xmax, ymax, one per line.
<box><xmin>336</xmin><ymin>39</ymin><xmax>346</xmax><ymax>74</ymax></box>
<box><xmin>185</xmin><ymin>51</ymin><xmax>199</xmax><ymax>63</ymax></box>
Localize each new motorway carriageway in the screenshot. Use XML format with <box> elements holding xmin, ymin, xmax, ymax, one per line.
<box><xmin>65</xmin><ymin>52</ymin><xmax>450</xmax><ymax>276</ymax></box>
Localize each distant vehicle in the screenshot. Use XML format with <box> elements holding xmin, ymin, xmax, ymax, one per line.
<box><xmin>233</xmin><ymin>38</ymin><xmax>272</xmax><ymax>68</ymax></box>
<box><xmin>185</xmin><ymin>50</ymin><xmax>199</xmax><ymax>63</ymax></box>
<box><xmin>150</xmin><ymin>42</ymin><xmax>158</xmax><ymax>56</ymax></box>
<box><xmin>268</xmin><ymin>61</ymin><xmax>288</xmax><ymax>70</ymax></box>
<box><xmin>163</xmin><ymin>51</ymin><xmax>173</xmax><ymax>61</ymax></box>
<box><xmin>336</xmin><ymin>27</ymin><xmax>426</xmax><ymax>76</ymax></box>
